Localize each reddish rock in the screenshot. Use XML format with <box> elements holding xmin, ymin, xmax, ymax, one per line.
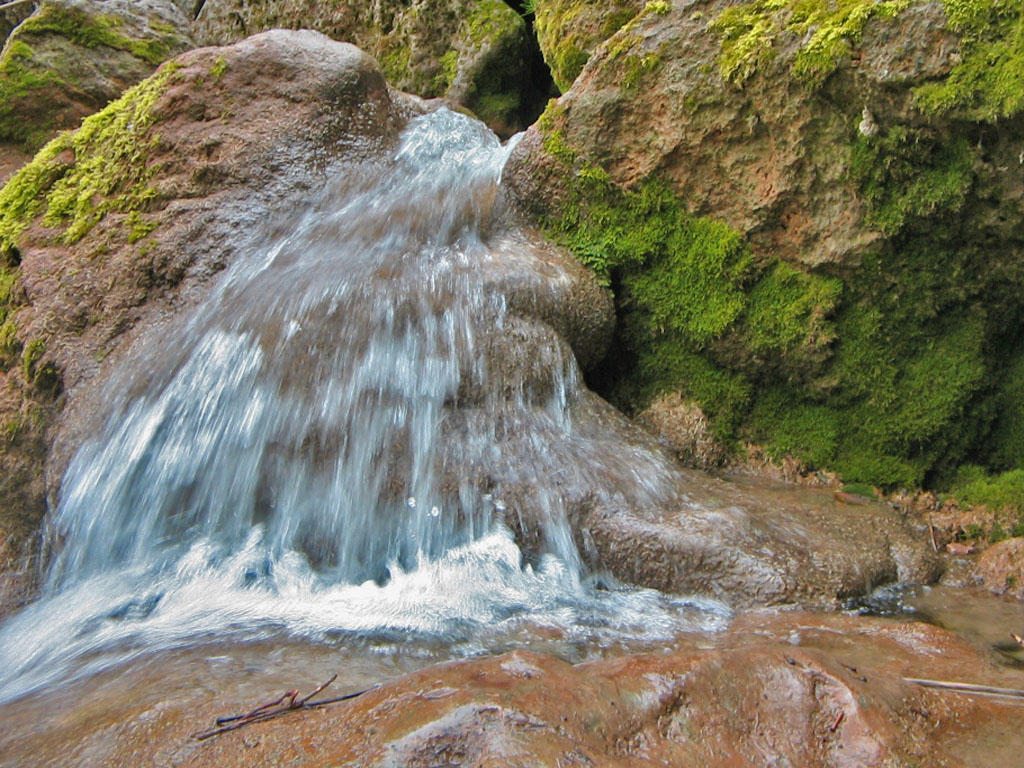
<box><xmin>1</xmin><ymin>611</ymin><xmax>1020</xmax><ymax>767</ymax></box>
<box><xmin>976</xmin><ymin>537</ymin><xmax>1024</xmax><ymax>599</ymax></box>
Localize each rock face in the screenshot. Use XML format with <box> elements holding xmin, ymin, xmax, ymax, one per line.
<box><xmin>194</xmin><ymin>0</ymin><xmax>549</xmax><ymax>136</ymax></box>
<box><xmin>0</xmin><ymin>0</ymin><xmax>194</xmax><ymax>152</ymax></box>
<box><xmin>975</xmin><ymin>537</ymin><xmax>1024</xmax><ymax>599</ymax></box>
<box><xmin>505</xmin><ymin>0</ymin><xmax>1024</xmax><ymax>491</ymax></box>
<box><xmin>0</xmin><ymin>1</ymin><xmax>36</xmax><ymax>43</ymax></box>
<box><xmin>3</xmin><ymin>611</ymin><xmax>1020</xmax><ymax>767</ymax></box>
<box><xmin>0</xmin><ymin>29</ymin><xmax>425</xmax><ymax>616</ymax></box>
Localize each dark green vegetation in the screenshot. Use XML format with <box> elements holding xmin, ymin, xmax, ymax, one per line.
<box><xmin>535</xmin><ymin>0</ymin><xmax>1024</xmax><ymax>499</ymax></box>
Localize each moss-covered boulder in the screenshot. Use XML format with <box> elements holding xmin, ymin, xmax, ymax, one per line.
<box><xmin>505</xmin><ymin>0</ymin><xmax>1024</xmax><ymax>491</ymax></box>
<box><xmin>0</xmin><ymin>0</ymin><xmax>194</xmax><ymax>152</ymax></box>
<box><xmin>532</xmin><ymin>0</ymin><xmax>646</xmax><ymax>92</ymax></box>
<box><xmin>0</xmin><ymin>29</ymin><xmax>425</xmax><ymax>616</ymax></box>
<box><xmin>194</xmin><ymin>0</ymin><xmax>546</xmax><ymax>136</ymax></box>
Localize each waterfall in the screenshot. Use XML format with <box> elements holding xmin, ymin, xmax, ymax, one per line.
<box><xmin>0</xmin><ymin>109</ymin><xmax>728</xmax><ymax>704</ymax></box>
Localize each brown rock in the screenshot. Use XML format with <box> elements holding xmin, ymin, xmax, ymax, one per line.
<box><xmin>636</xmin><ymin>391</ymin><xmax>729</xmax><ymax>469</ymax></box>
<box><xmin>0</xmin><ymin>0</ymin><xmax>195</xmax><ymax>151</ymax></box>
<box><xmin>976</xmin><ymin>537</ymin><xmax>1024</xmax><ymax>599</ymax></box>
<box><xmin>2</xmin><ymin>611</ymin><xmax>1020</xmax><ymax>767</ymax></box>
<box><xmin>506</xmin><ymin>0</ymin><xmax>967</xmax><ymax>266</ymax></box>
<box><xmin>194</xmin><ymin>0</ymin><xmax>546</xmax><ymax>136</ymax></box>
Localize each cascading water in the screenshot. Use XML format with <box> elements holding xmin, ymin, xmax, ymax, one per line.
<box><xmin>0</xmin><ymin>109</ymin><xmax>728</xmax><ymax>704</ymax></box>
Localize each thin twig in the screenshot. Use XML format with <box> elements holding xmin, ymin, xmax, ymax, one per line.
<box><xmin>828</xmin><ymin>710</ymin><xmax>844</xmax><ymax>732</ymax></box>
<box><xmin>299</xmin><ymin>673</ymin><xmax>337</xmax><ymax>705</ymax></box>
<box><xmin>927</xmin><ymin>512</ymin><xmax>938</xmax><ymax>553</ymax></box>
<box><xmin>216</xmin><ymin>689</ymin><xmax>299</xmax><ymax>725</ymax></box>
<box><xmin>194</xmin><ymin>677</ymin><xmax>376</xmax><ymax>741</ymax></box>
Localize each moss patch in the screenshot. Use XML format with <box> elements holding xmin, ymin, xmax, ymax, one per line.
<box><xmin>850</xmin><ymin>126</ymin><xmax>974</xmax><ymax>235</ymax></box>
<box><xmin>0</xmin><ymin>62</ymin><xmax>179</xmax><ymax>373</ymax></box>
<box><xmin>534</xmin><ymin>1</ymin><xmax>643</xmax><ymax>92</ymax></box>
<box><xmin>711</xmin><ymin>0</ymin><xmax>912</xmax><ymax>87</ymax></box>
<box><xmin>0</xmin><ymin>3</ymin><xmax>183</xmax><ymax>149</ymax></box>
<box><xmin>914</xmin><ymin>0</ymin><xmax>1024</xmax><ymax>120</ymax></box>
<box><xmin>537</xmin><ymin>85</ymin><xmax>1024</xmax><ymax>489</ymax></box>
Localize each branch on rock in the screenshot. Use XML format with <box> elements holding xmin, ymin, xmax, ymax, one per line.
<box><xmin>193</xmin><ymin>674</ymin><xmax>377</xmax><ymax>741</ymax></box>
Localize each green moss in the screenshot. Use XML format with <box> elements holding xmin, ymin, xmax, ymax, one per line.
<box><xmin>987</xmin><ymin>353</ymin><xmax>1024</xmax><ymax>470</ymax></box>
<box><xmin>620</xmin><ymin>51</ymin><xmax>661</xmax><ymax>88</ymax></box>
<box><xmin>209</xmin><ymin>56</ymin><xmax>228</xmax><ymax>82</ymax></box>
<box><xmin>467</xmin><ymin>0</ymin><xmax>519</xmax><ymax>48</ymax></box>
<box><xmin>537</xmin><ymin>93</ymin><xmax>1020</xmax><ymax>490</ymax></box>
<box><xmin>20</xmin><ymin>338</ymin><xmax>44</xmax><ymax>382</ymax></box>
<box><xmin>376</xmin><ymin>41</ymin><xmax>411</xmax><ymax>87</ymax></box>
<box><xmin>741</xmin><ymin>261</ymin><xmax>842</xmax><ymax>358</ymax></box>
<box><xmin>751</xmin><ymin>387</ymin><xmax>840</xmax><ymax>467</ymax></box>
<box><xmin>16</xmin><ymin>5</ymin><xmax>176</xmax><ymax>66</ymax></box>
<box><xmin>915</xmin><ymin>0</ymin><xmax>1024</xmax><ymax>120</ymax></box>
<box><xmin>534</xmin><ymin>1</ymin><xmax>641</xmax><ymax>91</ymax></box>
<box><xmin>438</xmin><ymin>50</ymin><xmax>458</xmax><ymax>91</ymax></box>
<box><xmin>0</xmin><ymin>62</ymin><xmax>179</xmax><ymax>374</ymax></box>
<box><xmin>850</xmin><ymin>126</ymin><xmax>974</xmax><ymax>235</ymax></box>
<box><xmin>0</xmin><ymin>39</ymin><xmax>63</xmax><ymax>149</ymax></box>
<box><xmin>40</xmin><ymin>62</ymin><xmax>179</xmax><ymax>245</ymax></box>
<box><xmin>711</xmin><ymin>0</ymin><xmax>912</xmax><ymax>87</ymax></box>
<box><xmin>841</xmin><ymin>482</ymin><xmax>879</xmax><ymax>499</ymax></box>
<box><xmin>952</xmin><ymin>466</ymin><xmax>1024</xmax><ymax>514</ymax></box>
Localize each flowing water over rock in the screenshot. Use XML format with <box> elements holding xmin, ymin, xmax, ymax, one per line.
<box><xmin>0</xmin><ymin>109</ymin><xmax>730</xmax><ymax>704</ymax></box>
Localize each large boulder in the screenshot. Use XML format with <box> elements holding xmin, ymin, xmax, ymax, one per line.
<box><xmin>0</xmin><ymin>29</ymin><xmax>423</xmax><ymax>616</ymax></box>
<box><xmin>0</xmin><ymin>0</ymin><xmax>194</xmax><ymax>152</ymax></box>
<box><xmin>505</xmin><ymin>0</ymin><xmax>1024</xmax><ymax>491</ymax></box>
<box><xmin>194</xmin><ymin>0</ymin><xmax>548</xmax><ymax>136</ymax></box>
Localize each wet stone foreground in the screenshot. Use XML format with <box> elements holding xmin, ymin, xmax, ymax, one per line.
<box><xmin>1</xmin><ymin>594</ymin><xmax>1023</xmax><ymax>768</ymax></box>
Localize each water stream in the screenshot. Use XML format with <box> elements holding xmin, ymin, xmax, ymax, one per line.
<box><xmin>0</xmin><ymin>109</ymin><xmax>729</xmax><ymax>705</ymax></box>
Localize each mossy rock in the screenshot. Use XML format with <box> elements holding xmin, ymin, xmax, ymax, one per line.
<box><xmin>0</xmin><ymin>0</ymin><xmax>193</xmax><ymax>152</ymax></box>
<box><xmin>195</xmin><ymin>0</ymin><xmax>546</xmax><ymax>136</ymax></box>
<box><xmin>532</xmin><ymin>0</ymin><xmax>647</xmax><ymax>92</ymax></box>
<box><xmin>506</xmin><ymin>0</ymin><xmax>1024</xmax><ymax>491</ymax></box>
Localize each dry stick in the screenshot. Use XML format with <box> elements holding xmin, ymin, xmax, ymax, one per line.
<box><xmin>927</xmin><ymin>511</ymin><xmax>938</xmax><ymax>553</ymax></box>
<box><xmin>216</xmin><ymin>689</ymin><xmax>300</xmax><ymax>726</ymax></box>
<box><xmin>904</xmin><ymin>677</ymin><xmax>1024</xmax><ymax>701</ymax></box>
<box><xmin>195</xmin><ymin>678</ymin><xmax>376</xmax><ymax>741</ymax></box>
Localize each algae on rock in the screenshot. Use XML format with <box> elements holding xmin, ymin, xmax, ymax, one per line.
<box><xmin>506</xmin><ymin>0</ymin><xmax>1024</xmax><ymax>491</ymax></box>
<box><xmin>0</xmin><ymin>0</ymin><xmax>193</xmax><ymax>152</ymax></box>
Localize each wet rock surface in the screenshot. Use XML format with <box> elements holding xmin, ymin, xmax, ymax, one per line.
<box><xmin>0</xmin><ymin>0</ymin><xmax>194</xmax><ymax>151</ymax></box>
<box><xmin>1</xmin><ymin>607</ymin><xmax>1021</xmax><ymax>767</ymax></box>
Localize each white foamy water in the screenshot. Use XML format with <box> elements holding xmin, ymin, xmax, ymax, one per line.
<box><xmin>0</xmin><ymin>110</ymin><xmax>730</xmax><ymax>704</ymax></box>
